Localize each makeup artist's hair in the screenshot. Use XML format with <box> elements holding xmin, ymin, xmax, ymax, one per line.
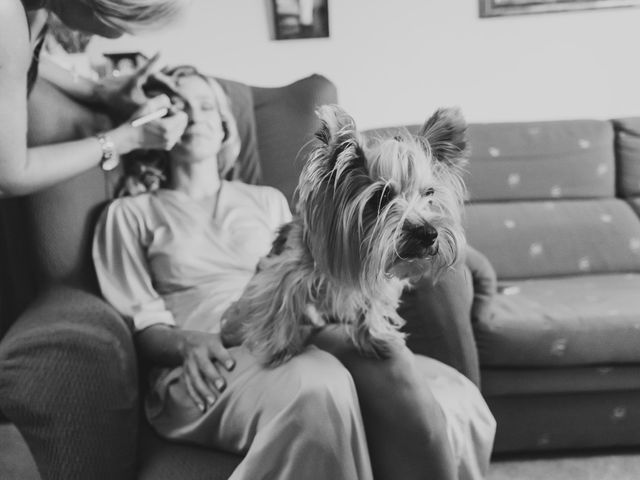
<box><xmin>44</xmin><ymin>0</ymin><xmax>191</xmax><ymax>33</ymax></box>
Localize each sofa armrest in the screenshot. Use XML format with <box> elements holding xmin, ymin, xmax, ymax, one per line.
<box><xmin>465</xmin><ymin>245</ymin><xmax>497</xmax><ymax>325</ymax></box>
<box><xmin>0</xmin><ymin>285</ymin><xmax>139</xmax><ymax>480</ymax></box>
<box><xmin>398</xmin><ymin>254</ymin><xmax>481</xmax><ymax>386</ymax></box>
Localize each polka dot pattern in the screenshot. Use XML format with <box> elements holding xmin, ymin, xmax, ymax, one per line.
<box><xmin>465</xmin><ymin>120</ymin><xmax>614</xmax><ymax>202</ymax></box>
<box><xmin>475</xmin><ymin>273</ymin><xmax>640</xmax><ymax>366</ymax></box>
<box><xmin>466</xmin><ymin>199</ymin><xmax>640</xmax><ymax>279</ymax></box>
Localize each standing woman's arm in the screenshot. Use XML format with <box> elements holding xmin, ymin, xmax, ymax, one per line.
<box><xmin>0</xmin><ymin>2</ymin><xmax>188</xmax><ymax>198</ymax></box>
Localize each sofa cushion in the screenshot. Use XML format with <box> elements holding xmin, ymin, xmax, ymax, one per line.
<box><xmin>465</xmin><ymin>120</ymin><xmax>615</xmax><ymax>202</ymax></box>
<box><xmin>475</xmin><ymin>273</ymin><xmax>640</xmax><ymax>367</ymax></box>
<box><xmin>612</xmin><ymin>117</ymin><xmax>640</xmax><ymax>197</ymax></box>
<box><xmin>217</xmin><ymin>78</ymin><xmax>262</xmax><ymax>185</ymax></box>
<box><xmin>628</xmin><ymin>197</ymin><xmax>640</xmax><ymax>218</ymax></box>
<box><xmin>488</xmin><ymin>391</ymin><xmax>640</xmax><ymax>453</ymax></box>
<box><xmin>465</xmin><ymin>199</ymin><xmax>640</xmax><ymax>279</ymax></box>
<box><xmin>482</xmin><ymin>365</ymin><xmax>640</xmax><ymax>396</ymax></box>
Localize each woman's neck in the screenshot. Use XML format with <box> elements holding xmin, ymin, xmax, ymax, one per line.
<box><xmin>169</xmin><ymin>157</ymin><xmax>222</xmax><ymax>202</ymax></box>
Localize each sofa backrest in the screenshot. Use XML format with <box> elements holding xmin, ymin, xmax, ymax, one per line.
<box><xmin>613</xmin><ymin>117</ymin><xmax>640</xmax><ymax>216</ymax></box>
<box><xmin>366</xmin><ymin>118</ymin><xmax>640</xmax><ymax>280</ymax></box>
<box><xmin>466</xmin><ymin>119</ymin><xmax>640</xmax><ymax>280</ymax></box>
<box><xmin>0</xmin><ymin>73</ymin><xmax>337</xmax><ymax>336</ymax></box>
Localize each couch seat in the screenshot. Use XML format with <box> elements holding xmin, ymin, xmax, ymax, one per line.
<box><xmin>475</xmin><ymin>273</ymin><xmax>640</xmax><ymax>367</ymax></box>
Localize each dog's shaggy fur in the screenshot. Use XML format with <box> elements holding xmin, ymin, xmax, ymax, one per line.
<box><xmin>225</xmin><ymin>105</ymin><xmax>469</xmax><ymax>366</ymax></box>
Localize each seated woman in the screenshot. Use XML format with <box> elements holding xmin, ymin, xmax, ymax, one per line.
<box><xmin>93</xmin><ymin>65</ymin><xmax>495</xmax><ymax>480</ymax></box>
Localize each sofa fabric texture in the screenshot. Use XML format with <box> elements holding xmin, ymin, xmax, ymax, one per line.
<box><xmin>466</xmin><ymin>199</ymin><xmax>640</xmax><ymax>279</ymax></box>
<box><xmin>477</xmin><ymin>273</ymin><xmax>640</xmax><ymax>367</ymax></box>
<box><xmin>463</xmin><ymin>117</ymin><xmax>640</xmax><ymax>453</ymax></box>
<box><xmin>464</xmin><ymin>120</ymin><xmax>616</xmax><ymax>201</ymax></box>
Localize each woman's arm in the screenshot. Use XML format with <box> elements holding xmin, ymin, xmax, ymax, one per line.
<box><xmin>38</xmin><ymin>52</ymin><xmax>162</xmax><ymax>121</ymax></box>
<box><xmin>0</xmin><ymin>11</ymin><xmax>186</xmax><ymax>197</ymax></box>
<box><xmin>1</xmin><ymin>94</ymin><xmax>186</xmax><ymax>197</ymax></box>
<box><xmin>93</xmin><ymin>200</ymin><xmax>235</xmax><ymax>411</ymax></box>
<box><xmin>137</xmin><ymin>325</ymin><xmax>235</xmax><ymax>411</ymax></box>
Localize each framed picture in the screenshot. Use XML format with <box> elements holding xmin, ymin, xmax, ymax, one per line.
<box><xmin>479</xmin><ymin>0</ymin><xmax>640</xmax><ymax>17</ymax></box>
<box><xmin>272</xmin><ymin>0</ymin><xmax>330</xmax><ymax>40</ymax></box>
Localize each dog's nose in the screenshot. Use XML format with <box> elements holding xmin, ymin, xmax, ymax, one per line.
<box><xmin>423</xmin><ymin>224</ymin><xmax>438</xmax><ymax>246</ymax></box>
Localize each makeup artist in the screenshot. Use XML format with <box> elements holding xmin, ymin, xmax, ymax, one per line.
<box><xmin>0</xmin><ymin>0</ymin><xmax>192</xmax><ymax>198</ymax></box>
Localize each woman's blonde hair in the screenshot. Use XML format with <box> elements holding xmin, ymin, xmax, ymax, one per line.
<box><xmin>47</xmin><ymin>0</ymin><xmax>191</xmax><ymax>33</ymax></box>
<box><xmin>119</xmin><ymin>65</ymin><xmax>242</xmax><ymax>197</ymax></box>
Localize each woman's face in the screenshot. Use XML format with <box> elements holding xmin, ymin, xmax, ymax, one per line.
<box><xmin>49</xmin><ymin>1</ymin><xmax>124</xmax><ymax>38</ymax></box>
<box><xmin>170</xmin><ymin>75</ymin><xmax>226</xmax><ymax>162</ymax></box>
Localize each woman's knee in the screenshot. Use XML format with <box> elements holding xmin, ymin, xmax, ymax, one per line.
<box><xmin>283</xmin><ymin>348</ymin><xmax>358</xmax><ymax>405</ymax></box>
<box><xmin>281</xmin><ymin>348</ymin><xmax>365</xmax><ymax>438</ymax></box>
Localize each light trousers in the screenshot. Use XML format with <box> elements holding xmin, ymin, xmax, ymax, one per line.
<box><xmin>146</xmin><ymin>345</ymin><xmax>374</xmax><ymax>480</ymax></box>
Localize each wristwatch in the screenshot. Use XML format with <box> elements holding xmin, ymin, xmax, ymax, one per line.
<box><xmin>96</xmin><ymin>133</ymin><xmax>119</xmax><ymax>171</ymax></box>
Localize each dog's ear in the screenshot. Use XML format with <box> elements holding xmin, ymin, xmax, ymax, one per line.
<box><xmin>418</xmin><ymin>107</ymin><xmax>468</xmax><ymax>166</ymax></box>
<box><xmin>314</xmin><ymin>105</ymin><xmax>362</xmax><ymax>159</ymax></box>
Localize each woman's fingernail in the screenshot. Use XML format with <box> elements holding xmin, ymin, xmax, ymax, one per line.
<box><xmin>225</xmin><ymin>360</ymin><xmax>235</xmax><ymax>370</ymax></box>
<box><xmin>215</xmin><ymin>379</ymin><xmax>225</xmax><ymax>391</ymax></box>
<box><xmin>206</xmin><ymin>396</ymin><xmax>216</xmax><ymax>406</ymax></box>
<box><xmin>197</xmin><ymin>402</ymin><xmax>205</xmax><ymax>412</ymax></box>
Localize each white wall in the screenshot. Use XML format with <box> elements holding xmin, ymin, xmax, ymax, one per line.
<box><xmin>90</xmin><ymin>0</ymin><xmax>640</xmax><ymax>129</ymax></box>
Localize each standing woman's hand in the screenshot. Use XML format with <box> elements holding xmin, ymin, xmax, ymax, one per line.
<box><xmin>109</xmin><ymin>94</ymin><xmax>189</xmax><ymax>155</ymax></box>
<box><xmin>94</xmin><ymin>53</ymin><xmax>164</xmax><ymax>122</ymax></box>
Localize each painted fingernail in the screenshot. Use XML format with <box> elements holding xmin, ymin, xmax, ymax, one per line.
<box><xmin>197</xmin><ymin>402</ymin><xmax>205</xmax><ymax>412</ymax></box>
<box><xmin>225</xmin><ymin>360</ymin><xmax>235</xmax><ymax>370</ymax></box>
<box><xmin>206</xmin><ymin>396</ymin><xmax>216</xmax><ymax>406</ymax></box>
<box><xmin>215</xmin><ymin>379</ymin><xmax>225</xmax><ymax>391</ymax></box>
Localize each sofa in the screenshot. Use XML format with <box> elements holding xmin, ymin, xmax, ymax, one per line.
<box><xmin>0</xmin><ymin>74</ymin><xmax>485</xmax><ymax>479</ymax></box>
<box><xmin>371</xmin><ymin>116</ymin><xmax>640</xmax><ymax>455</ymax></box>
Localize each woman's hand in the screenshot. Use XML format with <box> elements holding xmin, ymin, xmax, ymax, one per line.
<box><xmin>94</xmin><ymin>53</ymin><xmax>163</xmax><ymax>121</ymax></box>
<box><xmin>178</xmin><ymin>329</ymin><xmax>236</xmax><ymax>413</ymax></box>
<box><xmin>136</xmin><ymin>325</ymin><xmax>236</xmax><ymax>413</ymax></box>
<box><xmin>109</xmin><ymin>94</ymin><xmax>188</xmax><ymax>154</ymax></box>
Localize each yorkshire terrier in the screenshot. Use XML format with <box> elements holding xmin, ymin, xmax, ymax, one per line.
<box><xmin>222</xmin><ymin>105</ymin><xmax>468</xmax><ymax>366</ymax></box>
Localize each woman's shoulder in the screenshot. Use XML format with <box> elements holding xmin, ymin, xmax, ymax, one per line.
<box><xmin>224</xmin><ymin>181</ymin><xmax>287</xmax><ymax>205</ymax></box>
<box><xmin>223</xmin><ymin>181</ymin><xmax>292</xmax><ymax>225</ymax></box>
<box><xmin>103</xmin><ymin>193</ymin><xmax>158</xmax><ymax>223</ymax></box>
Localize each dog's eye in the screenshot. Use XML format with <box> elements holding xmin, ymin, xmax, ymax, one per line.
<box><xmin>374</xmin><ymin>186</ymin><xmax>394</xmax><ymax>212</ymax></box>
<box><xmin>379</xmin><ymin>189</ymin><xmax>392</xmax><ymax>207</ymax></box>
<box><xmin>422</xmin><ymin>188</ymin><xmax>435</xmax><ymax>197</ymax></box>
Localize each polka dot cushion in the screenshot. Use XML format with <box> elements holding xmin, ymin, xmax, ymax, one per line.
<box><xmin>466</xmin><ymin>198</ymin><xmax>640</xmax><ymax>279</ymax></box>
<box><xmin>465</xmin><ymin>120</ymin><xmax>615</xmax><ymax>202</ymax></box>
<box><xmin>475</xmin><ymin>273</ymin><xmax>640</xmax><ymax>366</ymax></box>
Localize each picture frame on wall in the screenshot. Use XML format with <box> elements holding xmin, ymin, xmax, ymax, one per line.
<box><xmin>272</xmin><ymin>0</ymin><xmax>329</xmax><ymax>40</ymax></box>
<box><xmin>479</xmin><ymin>0</ymin><xmax>640</xmax><ymax>17</ymax></box>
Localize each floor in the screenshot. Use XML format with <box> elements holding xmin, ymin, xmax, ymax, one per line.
<box><xmin>2</xmin><ymin>422</ymin><xmax>640</xmax><ymax>479</ymax></box>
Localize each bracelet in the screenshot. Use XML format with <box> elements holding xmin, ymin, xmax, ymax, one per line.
<box><xmin>96</xmin><ymin>133</ymin><xmax>119</xmax><ymax>171</ymax></box>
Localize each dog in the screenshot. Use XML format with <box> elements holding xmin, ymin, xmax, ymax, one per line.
<box><xmin>222</xmin><ymin>104</ymin><xmax>468</xmax><ymax>366</ymax></box>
